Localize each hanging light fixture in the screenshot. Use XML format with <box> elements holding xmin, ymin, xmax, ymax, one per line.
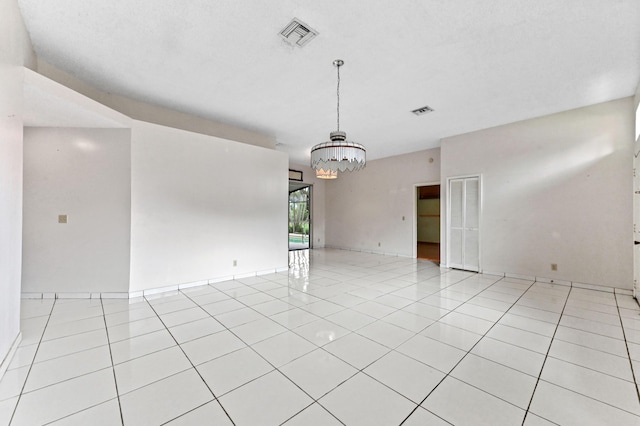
<box><xmin>315</xmin><ymin>168</ymin><xmax>338</xmax><ymax>179</ymax></box>
<box><xmin>311</xmin><ymin>59</ymin><xmax>366</xmax><ymax>175</ymax></box>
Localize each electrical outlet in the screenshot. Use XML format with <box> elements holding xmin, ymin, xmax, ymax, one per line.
<box><xmin>402</xmin><ymin>216</ymin><xmax>405</xmax><ymax>221</ymax></box>
<box><xmin>58</xmin><ymin>214</ymin><xmax>67</xmax><ymax>224</ymax></box>
<box><xmin>378</xmin><ymin>242</ymin><xmax>381</xmax><ymax>247</ymax></box>
<box><xmin>551</xmin><ymin>263</ymin><xmax>558</xmax><ymax>271</ymax></box>
<box><xmin>233</xmin><ymin>260</ymin><xmax>237</xmax><ymax>267</ymax></box>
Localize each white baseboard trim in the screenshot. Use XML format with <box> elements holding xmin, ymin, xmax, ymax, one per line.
<box><xmin>535</xmin><ymin>276</ymin><xmax>572</xmax><ymax>287</ymax></box>
<box><xmin>477</xmin><ymin>271</ymin><xmax>630</xmax><ymax>294</ymax></box>
<box><xmin>324</xmin><ymin>245</ymin><xmax>413</xmax><ymax>258</ymax></box>
<box><xmin>504</xmin><ymin>273</ymin><xmax>536</xmax><ymax>282</ymax></box>
<box><xmin>572</xmin><ymin>281</ymin><xmax>614</xmax><ymax>293</ymax></box>
<box><xmin>20</xmin><ymin>255</ymin><xmax>633</xmax><ymax>300</ymax></box>
<box><xmin>22</xmin><ymin>292</ymin><xmax>129</xmax><ymax>299</ymax></box>
<box><xmin>21</xmin><ymin>265</ymin><xmax>291</xmax><ymax>301</ymax></box>
<box><xmin>0</xmin><ymin>332</ymin><xmax>22</xmax><ymax>382</ymax></box>
<box><xmin>615</xmin><ymin>288</ymin><xmax>634</xmax><ymax>296</ymax></box>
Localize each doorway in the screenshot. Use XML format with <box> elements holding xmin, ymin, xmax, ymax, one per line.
<box><xmin>289</xmin><ymin>185</ymin><xmax>311</xmax><ymax>251</ymax></box>
<box><xmin>417</xmin><ymin>185</ymin><xmax>441</xmax><ymax>263</ymax></box>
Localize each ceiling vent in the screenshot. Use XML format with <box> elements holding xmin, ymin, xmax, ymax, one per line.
<box><xmin>412</xmin><ymin>105</ymin><xmax>435</xmax><ymax>116</ymax></box>
<box><xmin>279</xmin><ymin>18</ymin><xmax>318</xmax><ymax>47</ymax></box>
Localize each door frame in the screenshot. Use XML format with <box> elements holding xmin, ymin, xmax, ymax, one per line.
<box><xmin>634</xmin><ymin>100</ymin><xmax>640</xmax><ymax>299</ymax></box>
<box><xmin>288</xmin><ymin>184</ymin><xmax>312</xmax><ymax>251</ymax></box>
<box><xmin>412</xmin><ymin>181</ymin><xmax>440</xmax><ymax>259</ymax></box>
<box><xmin>445</xmin><ymin>174</ymin><xmax>482</xmax><ymax>272</ymax></box>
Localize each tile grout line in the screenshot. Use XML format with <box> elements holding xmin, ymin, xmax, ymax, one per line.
<box><xmin>14</xmin><ymin>300</ymin><xmax>129</xmax><ymax>424</ymax></box>
<box><xmin>284</xmin><ymin>259</ymin><xmax>452</xmax><ymax>424</ymax></box>
<box><xmin>399</xmin><ymin>275</ymin><xmax>539</xmax><ymax>425</ymax></box>
<box><xmin>17</xmin><ymin>252</ymin><xmax>638</xmax><ymax>425</ymax></box>
<box><xmin>522</xmin><ymin>296</ymin><xmax>640</xmax><ymax>419</ymax></box>
<box><xmin>534</xmin><ymin>297</ymin><xmax>640</xmax><ymax>383</ymax></box>
<box><xmin>292</xmin><ymin>265</ymin><xmax>465</xmax><ymax>424</ymax></box>
<box><xmin>9</xmin><ymin>299</ymin><xmax>56</xmax><ymax>425</ymax></box>
<box><xmin>19</xmin><ymin>327</ymin><xmax>108</xmax><ymax>366</ymax></box>
<box><xmin>503</xmin><ymin>297</ymin><xmax>638</xmax><ymax>369</ymax></box>
<box><xmin>187</xmin><ymin>266</ymin><xmax>440</xmax><ymax>422</ymax></box>
<box><xmin>99</xmin><ymin>298</ymin><xmax>126</xmax><ymax>426</ymax></box>
<box><xmin>159</xmin><ymin>260</ymin><xmax>635</xmax><ymax>423</ymax></box>
<box><xmin>179</xmin><ymin>284</ymin><xmax>349</xmax><ymax>425</ymax></box>
<box><xmin>21</xmin><ymin>301</ymin><xmax>123</xmax><ymax>425</ymax></box>
<box><xmin>282</xmin><ymin>262</ymin><xmax>565</xmax><ymax>422</ymax></box>
<box><xmin>338</xmin><ymin>269</ymin><xmax>496</xmax><ymax>343</ymax></box>
<box><xmin>163</xmin><ymin>277</ymin><xmax>313</xmax><ymax>409</ymax></box>
<box><xmin>6</xmin><ymin>266</ymin><xmax>452</xmax><ymax>425</ymax></box>
<box><xmin>143</xmin><ymin>295</ymin><xmax>237</xmax><ymax>426</ymax></box>
<box><xmin>613</xmin><ymin>291</ymin><xmax>640</xmax><ymax>404</ymax></box>
<box><xmin>520</xmin><ymin>286</ymin><xmax>572</xmax><ymax>426</ymax></box>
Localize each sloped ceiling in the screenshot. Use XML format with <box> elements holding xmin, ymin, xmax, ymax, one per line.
<box><xmin>23</xmin><ymin>69</ymin><xmax>130</xmax><ymax>128</ymax></box>
<box><xmin>17</xmin><ymin>0</ymin><xmax>640</xmax><ymax>164</ymax></box>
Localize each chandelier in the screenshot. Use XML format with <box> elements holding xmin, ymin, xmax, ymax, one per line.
<box><xmin>314</xmin><ymin>168</ymin><xmax>338</xmax><ymax>179</ymax></box>
<box><xmin>311</xmin><ymin>60</ymin><xmax>366</xmax><ymax>178</ymax></box>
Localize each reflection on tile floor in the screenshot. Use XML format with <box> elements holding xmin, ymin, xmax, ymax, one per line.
<box><xmin>2</xmin><ymin>248</ymin><xmax>640</xmax><ymax>425</ymax></box>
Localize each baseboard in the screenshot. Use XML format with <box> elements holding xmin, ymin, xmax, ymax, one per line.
<box><xmin>505</xmin><ymin>272</ymin><xmax>537</xmax><ymax>282</ymax></box>
<box><xmin>324</xmin><ymin>245</ymin><xmax>414</xmax><ymax>258</ymax></box>
<box><xmin>22</xmin><ymin>292</ymin><xmax>129</xmax><ymax>299</ymax></box>
<box><xmin>22</xmin><ymin>265</ymin><xmax>290</xmax><ymax>300</ymax></box>
<box><xmin>0</xmin><ymin>332</ymin><xmax>22</xmax><ymax>382</ymax></box>
<box><xmin>476</xmin><ymin>271</ymin><xmax>630</xmax><ymax>294</ymax></box>
<box><xmin>20</xmin><ymin>257</ymin><xmax>633</xmax><ymax>300</ymax></box>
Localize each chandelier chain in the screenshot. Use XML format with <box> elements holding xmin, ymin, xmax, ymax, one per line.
<box><xmin>336</xmin><ymin>64</ymin><xmax>340</xmax><ymax>132</ymax></box>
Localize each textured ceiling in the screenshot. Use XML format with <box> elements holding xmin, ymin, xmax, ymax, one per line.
<box><xmin>17</xmin><ymin>0</ymin><xmax>640</xmax><ymax>164</ymax></box>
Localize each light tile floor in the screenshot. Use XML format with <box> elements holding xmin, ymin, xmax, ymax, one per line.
<box><xmin>2</xmin><ymin>248</ymin><xmax>640</xmax><ymax>425</ymax></box>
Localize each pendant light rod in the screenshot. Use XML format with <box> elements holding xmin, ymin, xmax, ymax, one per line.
<box><xmin>334</xmin><ymin>59</ymin><xmax>343</xmax><ymax>132</ymax></box>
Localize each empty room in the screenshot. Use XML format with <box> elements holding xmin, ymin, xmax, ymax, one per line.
<box><xmin>1</xmin><ymin>1</ymin><xmax>640</xmax><ymax>425</ymax></box>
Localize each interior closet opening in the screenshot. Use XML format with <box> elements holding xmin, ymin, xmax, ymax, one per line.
<box><xmin>417</xmin><ymin>185</ymin><xmax>441</xmax><ymax>263</ymax></box>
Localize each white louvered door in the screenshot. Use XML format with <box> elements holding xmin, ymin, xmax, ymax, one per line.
<box><xmin>448</xmin><ymin>176</ymin><xmax>480</xmax><ymax>272</ymax></box>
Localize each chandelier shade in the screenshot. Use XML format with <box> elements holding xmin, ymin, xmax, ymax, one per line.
<box><xmin>311</xmin><ymin>132</ymin><xmax>366</xmax><ymax>173</ymax></box>
<box><xmin>311</xmin><ymin>60</ymin><xmax>366</xmax><ymax>174</ymax></box>
<box><xmin>314</xmin><ymin>168</ymin><xmax>338</xmax><ymax>179</ymax></box>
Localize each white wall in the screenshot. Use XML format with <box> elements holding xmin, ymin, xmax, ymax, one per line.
<box><xmin>441</xmin><ymin>97</ymin><xmax>634</xmax><ymax>289</ymax></box>
<box><xmin>325</xmin><ymin>148</ymin><xmax>441</xmax><ymax>257</ymax></box>
<box><xmin>22</xmin><ymin>128</ymin><xmax>131</xmax><ymax>294</ymax></box>
<box><xmin>289</xmin><ymin>163</ymin><xmax>326</xmax><ymax>248</ymax></box>
<box><xmin>0</xmin><ymin>0</ymin><xmax>35</xmax><ymax>374</ymax></box>
<box><xmin>0</xmin><ymin>66</ymin><xmax>24</xmax><ymax>369</ymax></box>
<box><xmin>130</xmin><ymin>120</ymin><xmax>288</xmax><ymax>292</ymax></box>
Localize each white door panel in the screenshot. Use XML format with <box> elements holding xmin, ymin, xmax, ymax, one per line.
<box><xmin>450</xmin><ymin>228</ymin><xmax>463</xmax><ymax>266</ymax></box>
<box><xmin>448</xmin><ymin>176</ymin><xmax>480</xmax><ymax>272</ymax></box>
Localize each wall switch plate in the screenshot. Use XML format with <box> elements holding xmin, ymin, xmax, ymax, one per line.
<box><xmin>233</xmin><ymin>260</ymin><xmax>237</xmax><ymax>267</ymax></box>
<box><xmin>58</xmin><ymin>214</ymin><xmax>67</xmax><ymax>224</ymax></box>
